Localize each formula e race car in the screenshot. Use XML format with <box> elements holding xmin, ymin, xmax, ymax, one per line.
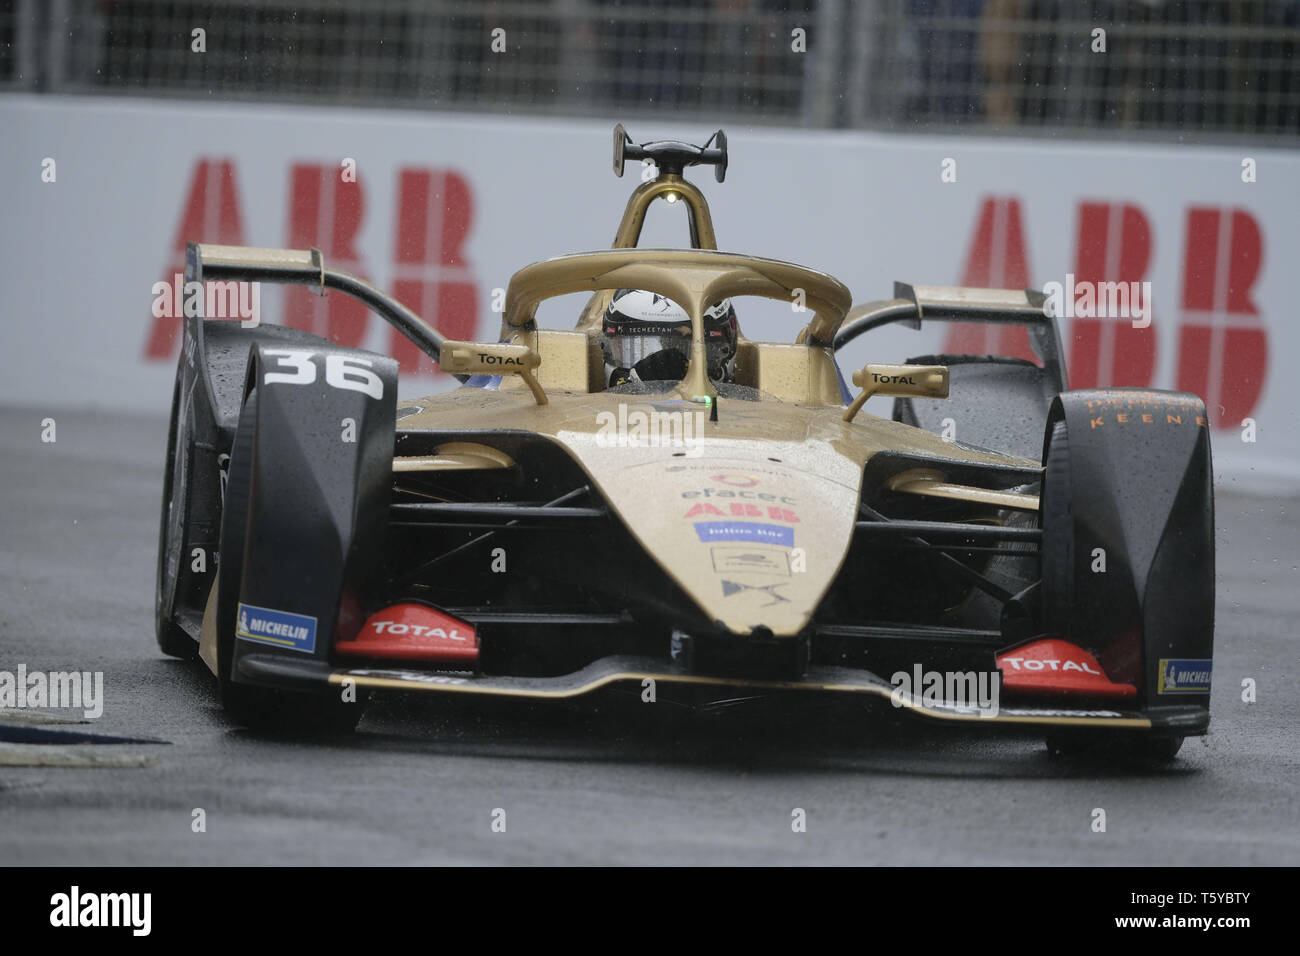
<box><xmin>155</xmin><ymin>126</ymin><xmax>1214</xmax><ymax>761</ymax></box>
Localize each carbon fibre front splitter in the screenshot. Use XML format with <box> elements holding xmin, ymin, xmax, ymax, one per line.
<box><xmin>236</xmin><ymin>652</ymin><xmax>1210</xmax><ymax>733</ymax></box>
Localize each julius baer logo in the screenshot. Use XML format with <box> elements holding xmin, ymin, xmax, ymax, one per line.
<box><xmin>50</xmin><ymin>887</ymin><xmax>151</xmax><ymax>936</ymax></box>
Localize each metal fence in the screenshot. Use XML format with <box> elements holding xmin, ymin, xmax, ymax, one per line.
<box><xmin>856</xmin><ymin>0</ymin><xmax>1300</xmax><ymax>136</ymax></box>
<box><xmin>3</xmin><ymin>0</ymin><xmax>1298</xmax><ymax>138</ymax></box>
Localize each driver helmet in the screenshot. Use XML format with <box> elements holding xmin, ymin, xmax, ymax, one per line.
<box><xmin>599</xmin><ymin>288</ymin><xmax>737</xmax><ymax>387</ymax></box>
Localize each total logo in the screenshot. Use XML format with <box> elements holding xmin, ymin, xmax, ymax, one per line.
<box><xmin>1000</xmin><ymin>657</ymin><xmax>1101</xmax><ymax>674</ymax></box>
<box><xmin>871</xmin><ymin>373</ymin><xmax>916</xmax><ymax>385</ymax></box>
<box><xmin>994</xmin><ymin>637</ymin><xmax>1136</xmax><ymax>699</ymax></box>
<box><xmin>476</xmin><ymin>352</ymin><xmax>523</xmax><ymax>366</ymax></box>
<box><xmin>710</xmin><ymin>473</ymin><xmax>759</xmax><ymax>488</ymax></box>
<box><xmin>341</xmin><ymin>602</ymin><xmax>479</xmax><ymax>664</ymax></box>
<box><xmin>368</xmin><ymin>620</ymin><xmax>470</xmax><ymax>641</ymax></box>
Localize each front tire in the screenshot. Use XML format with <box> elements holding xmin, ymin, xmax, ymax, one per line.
<box><xmin>1046</xmin><ymin>731</ymin><xmax>1184</xmax><ymax>765</ymax></box>
<box><xmin>155</xmin><ymin>365</ymin><xmax>200</xmax><ymax>659</ymax></box>
<box><xmin>1038</xmin><ymin>411</ymin><xmax>1205</xmax><ymax>765</ymax></box>
<box><xmin>1039</xmin><ymin>420</ymin><xmax>1073</xmax><ymax>638</ymax></box>
<box><xmin>216</xmin><ymin>388</ymin><xmax>363</xmax><ymax>733</ymax></box>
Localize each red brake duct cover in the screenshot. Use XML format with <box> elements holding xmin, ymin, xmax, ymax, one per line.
<box><xmin>339</xmin><ymin>603</ymin><xmax>478</xmax><ymax>664</ymax></box>
<box><xmin>996</xmin><ymin>638</ymin><xmax>1136</xmax><ymax>699</ymax></box>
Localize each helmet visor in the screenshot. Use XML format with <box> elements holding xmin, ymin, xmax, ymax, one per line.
<box><xmin>603</xmin><ymin>330</ymin><xmax>689</xmax><ymax>373</ymax></box>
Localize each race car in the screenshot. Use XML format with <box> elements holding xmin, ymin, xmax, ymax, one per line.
<box><xmin>155</xmin><ymin>126</ymin><xmax>1214</xmax><ymax>761</ymax></box>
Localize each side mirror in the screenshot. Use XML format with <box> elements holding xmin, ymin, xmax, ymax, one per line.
<box><xmin>440</xmin><ymin>341</ymin><xmax>547</xmax><ymax>405</ymax></box>
<box><xmin>843</xmin><ymin>363</ymin><xmax>948</xmax><ymax>423</ymax></box>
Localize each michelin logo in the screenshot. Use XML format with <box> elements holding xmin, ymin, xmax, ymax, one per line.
<box><xmin>236</xmin><ymin>603</ymin><xmax>317</xmax><ymax>654</ymax></box>
<box><xmin>1157</xmin><ymin>658</ymin><xmax>1212</xmax><ymax>694</ymax></box>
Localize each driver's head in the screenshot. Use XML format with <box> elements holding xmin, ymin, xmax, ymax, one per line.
<box><xmin>599</xmin><ymin>289</ymin><xmax>738</xmax><ymax>387</ymax></box>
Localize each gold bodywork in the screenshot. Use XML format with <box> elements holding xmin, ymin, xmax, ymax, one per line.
<box><xmin>498</xmin><ymin>247</ymin><xmax>852</xmax><ymax>403</ymax></box>
<box><xmin>886</xmin><ymin>469</ymin><xmax>1040</xmax><ymax>512</ymax></box>
<box><xmin>392</xmin><ymin>443</ymin><xmax>516</xmax><ymax>473</ymax></box>
<box><xmin>322</xmin><ymin>663</ymin><xmax>1149</xmax><ymax>728</ymax></box>
<box><xmin>439</xmin><ymin>340</ymin><xmax>547</xmax><ymax>404</ymax></box>
<box><xmin>611</xmin><ymin>174</ymin><xmax>718</xmax><ymax>251</ymax></box>
<box><xmin>380</xmin><ymin>226</ymin><xmax>1036</xmax><ymax>642</ymax></box>
<box><xmin>191</xmin><ymin>231</ymin><xmax>1040</xmax><ymax>650</ymax></box>
<box><xmin>191</xmin><ymin>138</ymin><xmax>1043</xmax><ymax>671</ymax></box>
<box><xmin>395</xmin><ymin>379</ymin><xmax>1034</xmax><ymax>640</ymax></box>
<box><xmin>843</xmin><ymin>363</ymin><xmax>949</xmax><ymax>423</ymax></box>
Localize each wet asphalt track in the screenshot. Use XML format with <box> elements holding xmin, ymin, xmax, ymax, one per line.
<box><xmin>0</xmin><ymin>406</ymin><xmax>1297</xmax><ymax>865</ymax></box>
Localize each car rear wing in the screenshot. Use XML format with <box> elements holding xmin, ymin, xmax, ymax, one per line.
<box><xmin>184</xmin><ymin>241</ymin><xmax>446</xmax><ymax>362</ymax></box>
<box><xmin>835</xmin><ymin>282</ymin><xmax>1065</xmax><ymax>393</ymax></box>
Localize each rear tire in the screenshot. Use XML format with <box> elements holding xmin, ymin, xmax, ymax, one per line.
<box><xmin>216</xmin><ymin>389</ymin><xmax>363</xmax><ymax>734</ymax></box>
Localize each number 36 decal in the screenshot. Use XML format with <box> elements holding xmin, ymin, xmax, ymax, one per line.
<box><xmin>262</xmin><ymin>349</ymin><xmax>384</xmax><ymax>400</ymax></box>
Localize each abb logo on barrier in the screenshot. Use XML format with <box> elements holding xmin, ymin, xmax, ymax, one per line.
<box><xmin>143</xmin><ymin>158</ymin><xmax>479</xmax><ymax>378</ymax></box>
<box><xmin>942</xmin><ymin>196</ymin><xmax>1267</xmax><ymax>428</ymax></box>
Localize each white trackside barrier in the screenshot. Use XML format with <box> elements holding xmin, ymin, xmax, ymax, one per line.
<box><xmin>2</xmin><ymin>96</ymin><xmax>1296</xmax><ymax>490</ymax></box>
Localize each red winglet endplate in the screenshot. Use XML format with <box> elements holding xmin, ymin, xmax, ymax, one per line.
<box><xmin>339</xmin><ymin>603</ymin><xmax>478</xmax><ymax>664</ymax></box>
<box><xmin>996</xmin><ymin>638</ymin><xmax>1136</xmax><ymax>698</ymax></box>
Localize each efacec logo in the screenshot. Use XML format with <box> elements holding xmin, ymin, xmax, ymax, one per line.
<box><xmin>50</xmin><ymin>886</ymin><xmax>151</xmax><ymax>936</ymax></box>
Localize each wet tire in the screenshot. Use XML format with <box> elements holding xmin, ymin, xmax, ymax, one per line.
<box><xmin>155</xmin><ymin>366</ymin><xmax>200</xmax><ymax>659</ymax></box>
<box><xmin>1040</xmin><ymin>418</ymin><xmax>1188</xmax><ymax>765</ymax></box>
<box><xmin>216</xmin><ymin>389</ymin><xmax>363</xmax><ymax>733</ymax></box>
<box><xmin>1039</xmin><ymin>420</ymin><xmax>1073</xmax><ymax>638</ymax></box>
<box><xmin>1046</xmin><ymin>731</ymin><xmax>1184</xmax><ymax>765</ymax></box>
